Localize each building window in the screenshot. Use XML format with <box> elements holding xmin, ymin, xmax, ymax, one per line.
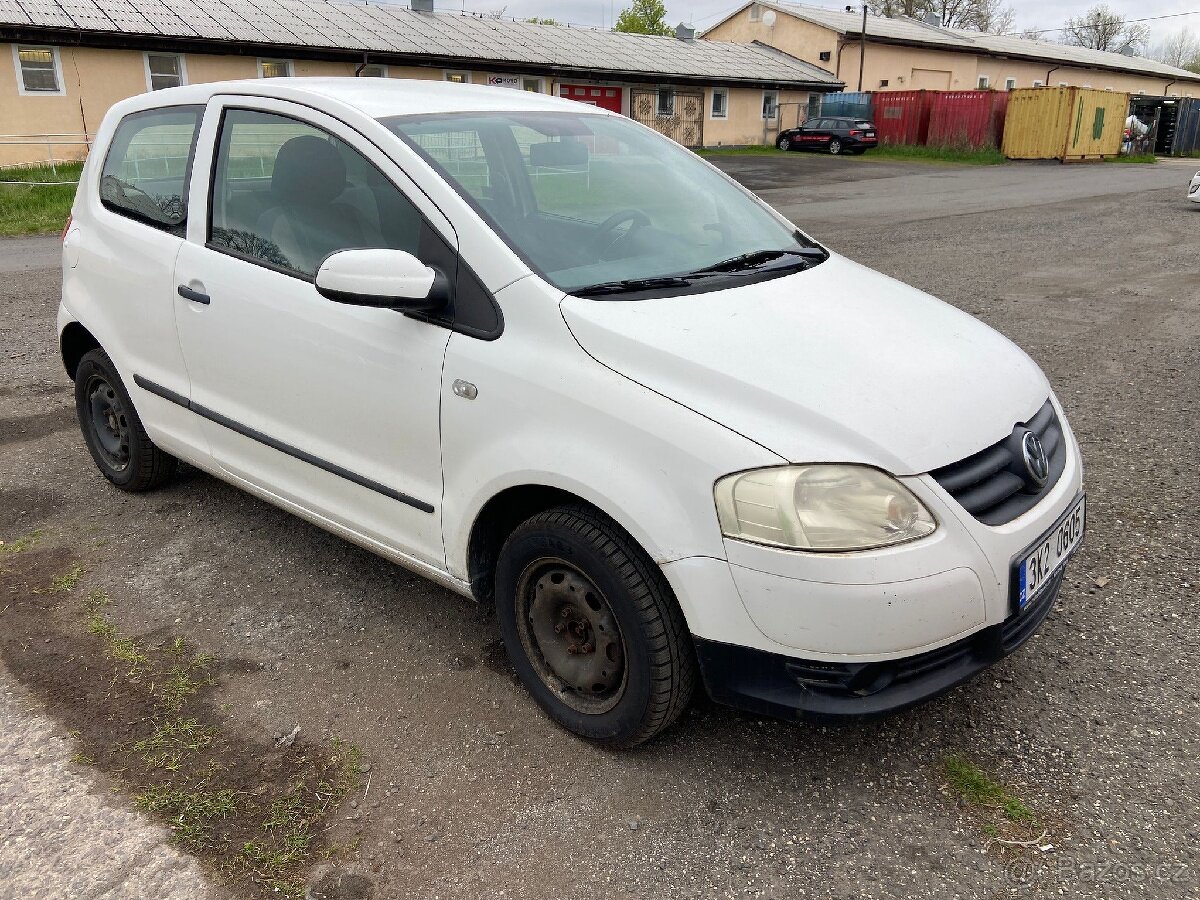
<box><xmin>1057</xmin><ymin>81</ymin><xmax>1069</xmax><ymax>87</ymax></box>
<box><xmin>657</xmin><ymin>88</ymin><xmax>674</xmax><ymax>116</ymax></box>
<box><xmin>1005</xmin><ymin>77</ymin><xmax>1017</xmax><ymax>90</ymax></box>
<box><xmin>522</xmin><ymin>78</ymin><xmax>542</xmax><ymax>92</ymax></box>
<box><xmin>358</xmin><ymin>64</ymin><xmax>387</xmax><ymax>77</ymax></box>
<box><xmin>1032</xmin><ymin>80</ymin><xmax>1044</xmax><ymax>87</ymax></box>
<box><xmin>879</xmin><ymin>79</ymin><xmax>889</xmax><ymax>87</ymax></box>
<box><xmin>977</xmin><ymin>75</ymin><xmax>990</xmax><ymax>89</ymax></box>
<box><xmin>145</xmin><ymin>53</ymin><xmax>186</xmax><ymax>91</ymax></box>
<box><xmin>710</xmin><ymin>87</ymin><xmax>728</xmax><ymax>119</ymax></box>
<box><xmin>12</xmin><ymin>45</ymin><xmax>64</xmax><ymax>95</ymax></box>
<box><xmin>749</xmin><ymin>3</ymin><xmax>762</xmax><ymax>21</ymax></box>
<box><xmin>762</xmin><ymin>90</ymin><xmax>779</xmax><ymax>120</ymax></box>
<box><xmin>444</xmin><ymin>70</ymin><xmax>471</xmax><ymax>83</ymax></box>
<box><xmin>259</xmin><ymin>59</ymin><xmax>292</xmax><ymax>78</ymax></box>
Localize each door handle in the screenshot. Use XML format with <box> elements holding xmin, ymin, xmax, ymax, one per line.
<box><xmin>177</xmin><ymin>284</ymin><xmax>210</xmax><ymax>305</ymax></box>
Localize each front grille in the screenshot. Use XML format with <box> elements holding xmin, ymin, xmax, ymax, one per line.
<box><xmin>930</xmin><ymin>399</ymin><xmax>1066</xmax><ymax>526</ymax></box>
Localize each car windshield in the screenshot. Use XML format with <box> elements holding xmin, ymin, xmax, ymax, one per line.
<box><xmin>380</xmin><ymin>111</ymin><xmax>820</xmax><ymax>295</ymax></box>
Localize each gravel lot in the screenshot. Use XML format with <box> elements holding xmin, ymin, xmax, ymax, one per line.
<box><xmin>1</xmin><ymin>157</ymin><xmax>1198</xmax><ymax>899</ymax></box>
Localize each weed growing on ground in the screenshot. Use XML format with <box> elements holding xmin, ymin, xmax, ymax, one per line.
<box><xmin>48</xmin><ymin>565</ymin><xmax>85</xmax><ymax>593</ymax></box>
<box><xmin>0</xmin><ymin>530</ymin><xmax>42</xmax><ymax>555</ymax></box>
<box><xmin>68</xmin><ymin>587</ymin><xmax>361</xmax><ymax>897</ymax></box>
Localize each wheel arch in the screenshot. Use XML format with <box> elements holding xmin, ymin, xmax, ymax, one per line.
<box><xmin>60</xmin><ymin>320</ymin><xmax>101</xmax><ymax>380</ymax></box>
<box><xmin>466</xmin><ymin>483</ymin><xmax>648</xmax><ymax>606</ymax></box>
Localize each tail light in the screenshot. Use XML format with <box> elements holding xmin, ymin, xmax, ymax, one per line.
<box><xmin>61</xmin><ymin>214</ymin><xmax>72</xmax><ymax>242</ymax></box>
<box><xmin>848</xmin><ymin>130</ymin><xmax>860</xmax><ymax>136</ymax></box>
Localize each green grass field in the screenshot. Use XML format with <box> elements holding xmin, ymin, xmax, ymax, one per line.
<box><xmin>0</xmin><ymin>162</ymin><xmax>82</xmax><ymax>236</ymax></box>
<box><xmin>699</xmin><ymin>144</ymin><xmax>1007</xmax><ymax>165</ymax></box>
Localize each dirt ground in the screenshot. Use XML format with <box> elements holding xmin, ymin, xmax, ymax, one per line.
<box><xmin>1</xmin><ymin>158</ymin><xmax>1198</xmax><ymax>900</ymax></box>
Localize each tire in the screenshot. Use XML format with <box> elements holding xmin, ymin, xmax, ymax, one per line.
<box><xmin>777</xmin><ymin>137</ymin><xmax>791</xmax><ymax>151</ymax></box>
<box><xmin>495</xmin><ymin>505</ymin><xmax>696</xmax><ymax>748</ymax></box>
<box><xmin>74</xmin><ymin>348</ymin><xmax>177</xmax><ymax>492</ymax></box>
<box><xmin>828</xmin><ymin>138</ymin><xmax>843</xmax><ymax>155</ymax></box>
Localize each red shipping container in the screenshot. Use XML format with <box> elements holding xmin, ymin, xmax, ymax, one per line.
<box><xmin>869</xmin><ymin>90</ymin><xmax>932</xmax><ymax>146</ymax></box>
<box><xmin>927</xmin><ymin>90</ymin><xmax>1009</xmax><ymax>149</ymax></box>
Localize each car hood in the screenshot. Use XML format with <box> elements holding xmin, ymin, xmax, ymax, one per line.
<box><xmin>559</xmin><ymin>254</ymin><xmax>1051</xmax><ymax>475</ymax></box>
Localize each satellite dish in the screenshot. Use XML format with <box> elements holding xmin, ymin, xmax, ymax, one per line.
<box><xmin>762</xmin><ymin>9</ymin><xmax>776</xmax><ymax>26</ymax></box>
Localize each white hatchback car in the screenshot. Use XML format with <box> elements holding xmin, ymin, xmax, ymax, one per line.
<box><xmin>60</xmin><ymin>79</ymin><xmax>1084</xmax><ymax>746</ymax></box>
<box><xmin>1190</xmin><ymin>170</ymin><xmax>1200</xmax><ymax>202</ymax></box>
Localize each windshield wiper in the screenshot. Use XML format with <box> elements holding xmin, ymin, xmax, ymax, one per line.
<box><xmin>572</xmin><ymin>276</ymin><xmax>692</xmax><ymax>297</ymax></box>
<box><xmin>687</xmin><ymin>247</ymin><xmax>827</xmax><ymax>276</ymax></box>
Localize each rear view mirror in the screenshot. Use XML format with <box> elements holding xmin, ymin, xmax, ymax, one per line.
<box><xmin>315</xmin><ymin>248</ymin><xmax>448</xmax><ymax>312</ymax></box>
<box><xmin>529</xmin><ymin>140</ymin><xmax>588</xmax><ymax>168</ymax></box>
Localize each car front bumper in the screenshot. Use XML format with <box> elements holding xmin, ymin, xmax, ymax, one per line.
<box><xmin>694</xmin><ymin>566</ymin><xmax>1065</xmax><ymax>722</ymax></box>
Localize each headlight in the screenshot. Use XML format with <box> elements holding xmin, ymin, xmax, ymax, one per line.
<box><xmin>714</xmin><ymin>464</ymin><xmax>937</xmax><ymax>551</ymax></box>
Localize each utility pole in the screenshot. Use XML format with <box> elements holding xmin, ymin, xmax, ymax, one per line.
<box><xmin>857</xmin><ymin>2</ymin><xmax>867</xmax><ymax>92</ymax></box>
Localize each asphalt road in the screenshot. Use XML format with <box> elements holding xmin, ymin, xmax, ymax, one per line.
<box><xmin>1</xmin><ymin>157</ymin><xmax>1198</xmax><ymax>900</ymax></box>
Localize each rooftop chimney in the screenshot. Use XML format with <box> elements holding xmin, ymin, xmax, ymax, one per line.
<box><xmin>411</xmin><ymin>0</ymin><xmax>434</xmax><ymax>13</ymax></box>
<box><xmin>675</xmin><ymin>22</ymin><xmax>695</xmax><ymax>40</ymax></box>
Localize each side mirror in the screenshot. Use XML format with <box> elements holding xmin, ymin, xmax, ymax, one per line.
<box><xmin>315</xmin><ymin>248</ymin><xmax>449</xmax><ymax>312</ymax></box>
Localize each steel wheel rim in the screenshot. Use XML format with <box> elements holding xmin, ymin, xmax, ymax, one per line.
<box><xmin>829</xmin><ymin>139</ymin><xmax>841</xmax><ymax>154</ymax></box>
<box><xmin>514</xmin><ymin>557</ymin><xmax>627</xmax><ymax>715</ymax></box>
<box><xmin>779</xmin><ymin>138</ymin><xmax>790</xmax><ymax>150</ymax></box>
<box><xmin>85</xmin><ymin>375</ymin><xmax>131</xmax><ymax>472</ymax></box>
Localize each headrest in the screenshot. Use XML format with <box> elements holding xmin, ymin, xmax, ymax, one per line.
<box><xmin>270</xmin><ymin>135</ymin><xmax>346</xmax><ymax>205</ymax></box>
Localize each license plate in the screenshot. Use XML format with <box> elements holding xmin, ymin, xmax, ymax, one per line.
<box><xmin>866</xmin><ymin>132</ymin><xmax>876</xmax><ymax>138</ymax></box>
<box><xmin>1015</xmin><ymin>495</ymin><xmax>1085</xmax><ymax>610</ymax></box>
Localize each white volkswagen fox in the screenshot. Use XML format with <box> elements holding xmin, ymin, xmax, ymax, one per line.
<box><xmin>60</xmin><ymin>79</ymin><xmax>1084</xmax><ymax>746</ymax></box>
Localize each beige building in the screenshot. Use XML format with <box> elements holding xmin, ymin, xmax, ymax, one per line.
<box><xmin>704</xmin><ymin>2</ymin><xmax>1200</xmax><ymax>98</ymax></box>
<box><xmin>0</xmin><ymin>0</ymin><xmax>841</xmax><ymax>165</ymax></box>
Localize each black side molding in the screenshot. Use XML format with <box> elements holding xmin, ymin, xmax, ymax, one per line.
<box><xmin>132</xmin><ymin>374</ymin><xmax>434</xmax><ymax>514</ymax></box>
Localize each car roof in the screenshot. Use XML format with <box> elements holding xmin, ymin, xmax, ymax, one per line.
<box><xmin>125</xmin><ymin>77</ymin><xmax>608</xmax><ymax>120</ymax></box>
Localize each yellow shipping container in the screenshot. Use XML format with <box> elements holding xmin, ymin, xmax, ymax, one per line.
<box><xmin>1002</xmin><ymin>87</ymin><xmax>1129</xmax><ymax>161</ymax></box>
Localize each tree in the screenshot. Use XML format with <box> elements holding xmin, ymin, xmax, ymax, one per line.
<box><xmin>1148</xmin><ymin>27</ymin><xmax>1200</xmax><ymax>72</ymax></box>
<box><xmin>1017</xmin><ymin>27</ymin><xmax>1044</xmax><ymax>41</ymax></box>
<box><xmin>1060</xmin><ymin>4</ymin><xmax>1148</xmax><ymax>53</ymax></box>
<box><xmin>524</xmin><ymin>16</ymin><xmax>560</xmax><ymax>24</ymax></box>
<box><xmin>614</xmin><ymin>0</ymin><xmax>673</xmax><ymax>35</ymax></box>
<box><xmin>866</xmin><ymin>0</ymin><xmax>1015</xmax><ymax>34</ymax></box>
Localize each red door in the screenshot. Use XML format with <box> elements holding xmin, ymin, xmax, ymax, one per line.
<box><xmin>559</xmin><ymin>84</ymin><xmax>623</xmax><ymax>114</ymax></box>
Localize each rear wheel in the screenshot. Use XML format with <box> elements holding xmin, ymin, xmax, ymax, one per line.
<box><xmin>777</xmin><ymin>136</ymin><xmax>792</xmax><ymax>151</ymax></box>
<box><xmin>74</xmin><ymin>349</ymin><xmax>176</xmax><ymax>492</ymax></box>
<box><xmin>828</xmin><ymin>138</ymin><xmax>843</xmax><ymax>155</ymax></box>
<box><xmin>495</xmin><ymin>505</ymin><xmax>696</xmax><ymax>747</ymax></box>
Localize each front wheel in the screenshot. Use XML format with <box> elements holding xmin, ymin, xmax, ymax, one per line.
<box><xmin>777</xmin><ymin>137</ymin><xmax>791</xmax><ymax>151</ymax></box>
<box><xmin>495</xmin><ymin>506</ymin><xmax>696</xmax><ymax>747</ymax></box>
<box><xmin>828</xmin><ymin>138</ymin><xmax>843</xmax><ymax>155</ymax></box>
<box><xmin>74</xmin><ymin>348</ymin><xmax>177</xmax><ymax>492</ymax></box>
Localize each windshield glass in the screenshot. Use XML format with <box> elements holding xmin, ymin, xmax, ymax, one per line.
<box><xmin>380</xmin><ymin>111</ymin><xmax>817</xmax><ymax>294</ymax></box>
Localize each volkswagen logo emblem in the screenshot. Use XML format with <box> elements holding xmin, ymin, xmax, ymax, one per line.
<box><xmin>1021</xmin><ymin>430</ymin><xmax>1050</xmax><ymax>488</ymax></box>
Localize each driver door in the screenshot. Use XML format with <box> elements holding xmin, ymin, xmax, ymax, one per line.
<box><xmin>173</xmin><ymin>97</ymin><xmax>455</xmax><ymax>567</ymax></box>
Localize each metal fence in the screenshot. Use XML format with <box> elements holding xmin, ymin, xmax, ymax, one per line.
<box><xmin>0</xmin><ymin>134</ymin><xmax>92</xmax><ymax>183</ymax></box>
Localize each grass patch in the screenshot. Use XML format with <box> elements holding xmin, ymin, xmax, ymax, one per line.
<box><xmin>48</xmin><ymin>565</ymin><xmax>85</xmax><ymax>593</ymax></box>
<box><xmin>1107</xmin><ymin>153</ymin><xmax>1157</xmax><ymax>164</ymax></box>
<box><xmin>0</xmin><ymin>530</ymin><xmax>42</xmax><ymax>555</ymax></box>
<box><xmin>942</xmin><ymin>754</ymin><xmax>1054</xmax><ymax>852</ymax></box>
<box><xmin>944</xmin><ymin>754</ymin><xmax>1038</xmax><ymax>826</ymax></box>
<box><xmin>866</xmin><ymin>144</ymin><xmax>1006</xmax><ymax>165</ymax></box>
<box><xmin>61</xmin><ymin>587</ymin><xmax>362</xmax><ymax>897</ymax></box>
<box><xmin>0</xmin><ymin>162</ymin><xmax>81</xmax><ymax>236</ymax></box>
<box><xmin>696</xmin><ymin>144</ymin><xmax>779</xmax><ymax>156</ymax></box>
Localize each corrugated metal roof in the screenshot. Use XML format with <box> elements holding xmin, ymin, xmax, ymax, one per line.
<box><xmin>0</xmin><ymin>0</ymin><xmax>843</xmax><ymax>85</ymax></box>
<box><xmin>744</xmin><ymin>2</ymin><xmax>1200</xmax><ymax>84</ymax></box>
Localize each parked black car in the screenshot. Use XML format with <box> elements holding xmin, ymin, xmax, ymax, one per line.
<box><xmin>776</xmin><ymin>116</ymin><xmax>878</xmax><ymax>155</ymax></box>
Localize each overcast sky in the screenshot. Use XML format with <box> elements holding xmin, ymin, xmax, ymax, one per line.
<box><xmin>450</xmin><ymin>0</ymin><xmax>1198</xmax><ymax>48</ymax></box>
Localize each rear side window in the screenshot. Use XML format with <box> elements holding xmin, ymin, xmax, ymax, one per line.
<box><xmin>99</xmin><ymin>106</ymin><xmax>202</xmax><ymax>235</ymax></box>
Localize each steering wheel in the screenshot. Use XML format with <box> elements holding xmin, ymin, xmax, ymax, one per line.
<box><xmin>593</xmin><ymin>209</ymin><xmax>651</xmax><ymax>259</ymax></box>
